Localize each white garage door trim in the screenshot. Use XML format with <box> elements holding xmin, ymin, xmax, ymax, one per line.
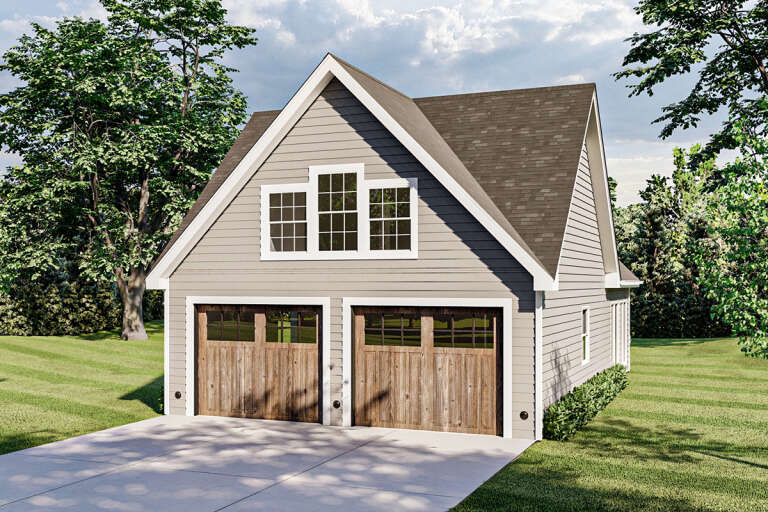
<box><xmin>185</xmin><ymin>296</ymin><xmax>332</xmax><ymax>423</ymax></box>
<box><xmin>342</xmin><ymin>297</ymin><xmax>514</xmax><ymax>437</ymax></box>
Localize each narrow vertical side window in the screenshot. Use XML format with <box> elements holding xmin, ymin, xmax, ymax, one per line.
<box><xmin>581</xmin><ymin>306</ymin><xmax>590</xmax><ymax>363</ymax></box>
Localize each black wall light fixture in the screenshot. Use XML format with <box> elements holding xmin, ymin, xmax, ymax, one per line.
<box><xmin>520</xmin><ymin>411</ymin><xmax>529</xmax><ymax>420</ymax></box>
<box><xmin>175</xmin><ymin>391</ymin><xmax>182</xmax><ymax>399</ymax></box>
<box><xmin>333</xmin><ymin>400</ymin><xmax>341</xmax><ymax>409</ymax></box>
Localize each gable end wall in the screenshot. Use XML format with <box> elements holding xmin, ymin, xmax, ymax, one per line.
<box><xmin>541</xmin><ymin>142</ymin><xmax>627</xmax><ymax>407</ymax></box>
<box><xmin>166</xmin><ymin>79</ymin><xmax>537</xmax><ymax>438</ymax></box>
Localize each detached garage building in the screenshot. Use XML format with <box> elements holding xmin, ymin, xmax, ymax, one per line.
<box><xmin>147</xmin><ymin>54</ymin><xmax>640</xmax><ymax>440</ymax></box>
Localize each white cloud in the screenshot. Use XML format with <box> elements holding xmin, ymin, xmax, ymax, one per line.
<box><xmin>0</xmin><ymin>0</ymin><xmax>722</xmax><ymax>211</ymax></box>
<box><xmin>76</xmin><ymin>1</ymin><xmax>107</xmax><ymax>21</ymax></box>
<box><xmin>556</xmin><ymin>73</ymin><xmax>585</xmax><ymax>84</ymax></box>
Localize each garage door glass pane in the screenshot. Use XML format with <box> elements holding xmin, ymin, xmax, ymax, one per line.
<box><xmin>433</xmin><ymin>311</ymin><xmax>495</xmax><ymax>349</ymax></box>
<box><xmin>239</xmin><ymin>311</ymin><xmax>255</xmax><ymax>342</ymax></box>
<box><xmin>205</xmin><ymin>308</ymin><xmax>254</xmax><ymax>342</ymax></box>
<box><xmin>266</xmin><ymin>309</ymin><xmax>317</xmax><ymax>344</ymax></box>
<box><xmin>433</xmin><ymin>314</ymin><xmax>452</xmax><ymax>347</ymax></box>
<box><xmin>364</xmin><ymin>310</ymin><xmax>421</xmax><ymax>346</ymax></box>
<box><xmin>475</xmin><ymin>314</ymin><xmax>492</xmax><ymax>349</ymax></box>
<box><xmin>402</xmin><ymin>314</ymin><xmax>421</xmax><ymax>346</ymax></box>
<box><xmin>382</xmin><ymin>313</ymin><xmax>402</xmax><ymax>346</ymax></box>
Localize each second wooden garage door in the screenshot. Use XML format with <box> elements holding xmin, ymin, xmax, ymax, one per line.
<box><xmin>353</xmin><ymin>307</ymin><xmax>501</xmax><ymax>435</ymax></box>
<box><xmin>196</xmin><ymin>305</ymin><xmax>320</xmax><ymax>422</ymax></box>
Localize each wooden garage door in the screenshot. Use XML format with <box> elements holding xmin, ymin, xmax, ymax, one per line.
<box><xmin>196</xmin><ymin>305</ymin><xmax>320</xmax><ymax>422</ymax></box>
<box><xmin>353</xmin><ymin>307</ymin><xmax>501</xmax><ymax>435</ymax></box>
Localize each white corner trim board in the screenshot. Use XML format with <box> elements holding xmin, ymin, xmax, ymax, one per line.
<box><xmin>259</xmin><ymin>163</ymin><xmax>419</xmax><ymax>261</ymax></box>
<box><xmin>184</xmin><ymin>296</ymin><xmax>332</xmax><ymax>424</ymax></box>
<box><xmin>146</xmin><ymin>53</ymin><xmax>556</xmax><ymax>291</ymax></box>
<box><xmin>341</xmin><ymin>296</ymin><xmax>516</xmax><ymax>438</ymax></box>
<box><xmin>534</xmin><ymin>291</ymin><xmax>543</xmax><ymax>441</ymax></box>
<box><xmin>159</xmin><ymin>278</ymin><xmax>170</xmax><ymax>416</ymax></box>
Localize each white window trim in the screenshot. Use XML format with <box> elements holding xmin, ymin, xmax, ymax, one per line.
<box><xmin>147</xmin><ymin>54</ymin><xmax>558</xmax><ymax>291</ymax></box>
<box><xmin>581</xmin><ymin>306</ymin><xmax>591</xmax><ymax>365</ymax></box>
<box><xmin>184</xmin><ymin>296</ymin><xmax>332</xmax><ymax>424</ymax></box>
<box><xmin>260</xmin><ymin>163</ymin><xmax>418</xmax><ymax>260</ymax></box>
<box><xmin>341</xmin><ymin>297</ymin><xmax>516</xmax><ymax>438</ymax></box>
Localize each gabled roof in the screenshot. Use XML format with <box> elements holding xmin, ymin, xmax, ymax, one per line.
<box><xmin>413</xmin><ymin>85</ymin><xmax>595</xmax><ymax>276</ymax></box>
<box><xmin>619</xmin><ymin>261</ymin><xmax>642</xmax><ymax>287</ymax></box>
<box><xmin>147</xmin><ymin>54</ymin><xmax>611</xmax><ymax>291</ymax></box>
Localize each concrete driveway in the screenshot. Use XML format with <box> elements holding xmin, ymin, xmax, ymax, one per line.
<box><xmin>0</xmin><ymin>416</ymin><xmax>531</xmax><ymax>511</ymax></box>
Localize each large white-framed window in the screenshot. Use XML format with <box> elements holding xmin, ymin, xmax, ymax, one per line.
<box><xmin>260</xmin><ymin>163</ymin><xmax>418</xmax><ymax>260</ymax></box>
<box><xmin>581</xmin><ymin>306</ymin><xmax>590</xmax><ymax>364</ymax></box>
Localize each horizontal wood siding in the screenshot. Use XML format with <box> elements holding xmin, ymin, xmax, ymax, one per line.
<box><xmin>541</xmin><ymin>143</ymin><xmax>625</xmax><ymax>407</ymax></box>
<box><xmin>167</xmin><ymin>79</ymin><xmax>536</xmax><ymax>438</ymax></box>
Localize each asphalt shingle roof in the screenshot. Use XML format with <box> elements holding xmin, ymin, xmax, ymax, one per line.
<box><xmin>154</xmin><ymin>56</ymin><xmax>615</xmax><ymax>281</ymax></box>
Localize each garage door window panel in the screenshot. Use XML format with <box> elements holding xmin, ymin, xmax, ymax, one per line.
<box><xmin>205</xmin><ymin>308</ymin><xmax>255</xmax><ymax>342</ymax></box>
<box><xmin>266</xmin><ymin>308</ymin><xmax>317</xmax><ymax>344</ymax></box>
<box><xmin>433</xmin><ymin>311</ymin><xmax>494</xmax><ymax>349</ymax></box>
<box><xmin>364</xmin><ymin>310</ymin><xmax>421</xmax><ymax>346</ymax></box>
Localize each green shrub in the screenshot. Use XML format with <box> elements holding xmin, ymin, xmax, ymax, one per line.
<box><xmin>0</xmin><ymin>279</ymin><xmax>163</xmax><ymax>336</ymax></box>
<box><xmin>0</xmin><ymin>281</ymin><xmax>121</xmax><ymax>336</ymax></box>
<box><xmin>543</xmin><ymin>364</ymin><xmax>628</xmax><ymax>441</ymax></box>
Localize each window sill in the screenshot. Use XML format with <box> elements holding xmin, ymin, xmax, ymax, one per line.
<box><xmin>261</xmin><ymin>250</ymin><xmax>418</xmax><ymax>261</ymax></box>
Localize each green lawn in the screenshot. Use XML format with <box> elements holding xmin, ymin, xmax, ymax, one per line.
<box><xmin>2</xmin><ymin>329</ymin><xmax>767</xmax><ymax>511</ymax></box>
<box><xmin>455</xmin><ymin>337</ymin><xmax>768</xmax><ymax>512</ymax></box>
<box><xmin>0</xmin><ymin>321</ymin><xmax>164</xmax><ymax>455</ymax></box>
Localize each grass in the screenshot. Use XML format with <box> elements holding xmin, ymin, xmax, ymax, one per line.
<box><xmin>2</xmin><ymin>328</ymin><xmax>766</xmax><ymax>510</ymax></box>
<box><xmin>0</xmin><ymin>321</ymin><xmax>164</xmax><ymax>455</ymax></box>
<box><xmin>454</xmin><ymin>337</ymin><xmax>768</xmax><ymax>512</ymax></box>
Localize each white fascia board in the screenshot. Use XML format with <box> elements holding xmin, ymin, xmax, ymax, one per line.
<box><xmin>147</xmin><ymin>54</ymin><xmax>556</xmax><ymax>291</ymax></box>
<box><xmin>556</xmin><ymin>93</ymin><xmax>621</xmax><ymax>293</ymax></box>
<box><xmin>146</xmin><ymin>58</ymin><xmax>336</xmax><ymax>289</ymax></box>
<box><xmin>606</xmin><ymin>271</ymin><xmax>642</xmax><ymax>288</ymax></box>
<box><xmin>588</xmin><ymin>93</ymin><xmax>621</xmax><ymax>279</ymax></box>
<box><xmin>327</xmin><ymin>59</ymin><xmax>555</xmax><ymax>291</ymax></box>
<box><xmin>604</xmin><ymin>272</ymin><xmax>621</xmax><ymax>288</ymax></box>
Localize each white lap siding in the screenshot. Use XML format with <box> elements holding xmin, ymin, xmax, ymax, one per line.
<box><xmin>541</xmin><ymin>143</ymin><xmax>615</xmax><ymax>407</ymax></box>
<box><xmin>166</xmin><ymin>79</ymin><xmax>537</xmax><ymax>438</ymax></box>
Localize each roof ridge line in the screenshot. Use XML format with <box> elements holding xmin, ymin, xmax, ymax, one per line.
<box><xmin>414</xmin><ymin>82</ymin><xmax>596</xmax><ymax>101</ymax></box>
<box><xmin>329</xmin><ymin>53</ymin><xmax>413</xmax><ymax>102</ymax></box>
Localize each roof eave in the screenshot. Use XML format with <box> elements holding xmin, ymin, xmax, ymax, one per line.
<box><xmin>147</xmin><ymin>54</ymin><xmax>557</xmax><ymax>291</ymax></box>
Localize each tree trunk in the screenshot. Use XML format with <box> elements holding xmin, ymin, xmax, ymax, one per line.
<box><xmin>116</xmin><ymin>267</ymin><xmax>147</xmax><ymax>340</ymax></box>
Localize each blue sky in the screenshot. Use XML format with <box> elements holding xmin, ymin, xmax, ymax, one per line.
<box><xmin>0</xmin><ymin>0</ymin><xmax>729</xmax><ymax>205</ymax></box>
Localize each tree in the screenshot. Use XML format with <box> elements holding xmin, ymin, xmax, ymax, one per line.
<box><xmin>615</xmin><ymin>0</ymin><xmax>768</xmax><ymax>158</ymax></box>
<box><xmin>695</xmin><ymin>129</ymin><xmax>768</xmax><ymax>358</ymax></box>
<box><xmin>0</xmin><ymin>0</ymin><xmax>256</xmax><ymax>339</ymax></box>
<box><xmin>613</xmin><ymin>147</ymin><xmax>730</xmax><ymax>338</ymax></box>
<box><xmin>608</xmin><ymin>176</ymin><xmax>618</xmax><ymax>211</ymax></box>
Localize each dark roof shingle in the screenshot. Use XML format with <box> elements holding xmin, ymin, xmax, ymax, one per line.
<box><xmin>413</xmin><ymin>84</ymin><xmax>595</xmax><ymax>275</ymax></box>
<box><xmin>153</xmin><ymin>59</ymin><xmax>599</xmax><ymax>280</ymax></box>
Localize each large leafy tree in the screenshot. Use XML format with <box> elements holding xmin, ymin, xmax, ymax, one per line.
<box><xmin>615</xmin><ymin>0</ymin><xmax>768</xmax><ymax>158</ymax></box>
<box><xmin>695</xmin><ymin>129</ymin><xmax>768</xmax><ymax>358</ymax></box>
<box><xmin>0</xmin><ymin>0</ymin><xmax>256</xmax><ymax>339</ymax></box>
<box><xmin>613</xmin><ymin>147</ymin><xmax>730</xmax><ymax>337</ymax></box>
